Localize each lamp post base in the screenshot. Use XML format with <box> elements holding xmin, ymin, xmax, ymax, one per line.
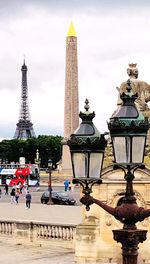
<box><xmin>47</xmin><ymin>191</ymin><xmax>53</xmax><ymax>205</ymax></box>
<box><xmin>113</xmin><ymin>229</ymin><xmax>147</xmax><ymax>264</ymax></box>
<box><xmin>47</xmin><ymin>199</ymin><xmax>54</xmax><ymax>205</ymax></box>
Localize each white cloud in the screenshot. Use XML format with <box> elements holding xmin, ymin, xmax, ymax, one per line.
<box><xmin>0</xmin><ymin>1</ymin><xmax>150</xmax><ymax>138</ymax></box>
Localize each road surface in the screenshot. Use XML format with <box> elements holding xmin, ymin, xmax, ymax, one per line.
<box><xmin>0</xmin><ymin>241</ymin><xmax>77</xmax><ymax>264</ymax></box>
<box><xmin>0</xmin><ymin>185</ymin><xmax>81</xmax><ymax>205</ymax></box>
<box><xmin>0</xmin><ymin>200</ymin><xmax>83</xmax><ymax>264</ymax></box>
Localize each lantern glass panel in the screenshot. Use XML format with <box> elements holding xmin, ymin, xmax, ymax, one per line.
<box><xmin>113</xmin><ymin>136</ymin><xmax>131</xmax><ymax>163</ymax></box>
<box><xmin>48</xmin><ymin>159</ymin><xmax>52</xmax><ymax>169</ymax></box>
<box><xmin>132</xmin><ymin>136</ymin><xmax>145</xmax><ymax>163</ymax></box>
<box><xmin>89</xmin><ymin>153</ymin><xmax>103</xmax><ymax>178</ymax></box>
<box><xmin>72</xmin><ymin>153</ymin><xmax>86</xmax><ymax>178</ymax></box>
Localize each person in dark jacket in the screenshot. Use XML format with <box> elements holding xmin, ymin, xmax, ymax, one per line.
<box><xmin>26</xmin><ymin>191</ymin><xmax>32</xmax><ymax>209</ymax></box>
<box><xmin>0</xmin><ymin>188</ymin><xmax>2</xmax><ymax>199</ymax></box>
<box><xmin>10</xmin><ymin>188</ymin><xmax>16</xmax><ymax>204</ymax></box>
<box><xmin>4</xmin><ymin>183</ymin><xmax>9</xmax><ymax>195</ymax></box>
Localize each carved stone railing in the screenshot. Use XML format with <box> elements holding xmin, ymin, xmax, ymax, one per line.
<box><xmin>0</xmin><ymin>220</ymin><xmax>14</xmax><ymax>235</ymax></box>
<box><xmin>36</xmin><ymin>223</ymin><xmax>75</xmax><ymax>240</ymax></box>
<box><xmin>0</xmin><ymin>220</ymin><xmax>76</xmax><ymax>246</ymax></box>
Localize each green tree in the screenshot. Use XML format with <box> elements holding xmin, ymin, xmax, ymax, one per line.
<box><xmin>0</xmin><ymin>135</ymin><xmax>62</xmax><ymax>168</ymax></box>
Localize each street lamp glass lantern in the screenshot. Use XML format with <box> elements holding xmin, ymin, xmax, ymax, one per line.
<box><xmin>108</xmin><ymin>80</ymin><xmax>149</xmax><ymax>165</ymax></box>
<box><xmin>112</xmin><ymin>136</ymin><xmax>146</xmax><ymax>164</ymax></box>
<box><xmin>72</xmin><ymin>152</ymin><xmax>103</xmax><ymax>178</ymax></box>
<box><xmin>68</xmin><ymin>99</ymin><xmax>106</xmax><ymax>180</ymax></box>
<box><xmin>48</xmin><ymin>159</ymin><xmax>53</xmax><ymax>170</ymax></box>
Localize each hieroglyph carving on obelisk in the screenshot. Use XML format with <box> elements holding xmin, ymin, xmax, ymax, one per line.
<box><xmin>61</xmin><ymin>22</ymin><xmax>79</xmax><ymax>173</ymax></box>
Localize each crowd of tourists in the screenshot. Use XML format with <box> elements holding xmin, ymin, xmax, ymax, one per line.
<box><xmin>0</xmin><ymin>183</ymin><xmax>32</xmax><ymax>208</ymax></box>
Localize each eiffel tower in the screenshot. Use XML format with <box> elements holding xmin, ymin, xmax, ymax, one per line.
<box><xmin>14</xmin><ymin>60</ymin><xmax>36</xmax><ymax>139</ymax></box>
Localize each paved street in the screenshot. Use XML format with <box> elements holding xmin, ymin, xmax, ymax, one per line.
<box><xmin>0</xmin><ymin>241</ymin><xmax>77</xmax><ymax>264</ymax></box>
<box><xmin>0</xmin><ymin>185</ymin><xmax>81</xmax><ymax>205</ymax></box>
<box><xmin>0</xmin><ymin>201</ymin><xmax>82</xmax><ymax>224</ymax></box>
<box><xmin>0</xmin><ymin>193</ymin><xmax>83</xmax><ymax>264</ymax></box>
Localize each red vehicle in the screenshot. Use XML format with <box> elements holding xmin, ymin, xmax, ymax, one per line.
<box><xmin>0</xmin><ymin>164</ymin><xmax>39</xmax><ymax>186</ymax></box>
<box><xmin>10</xmin><ymin>167</ymin><xmax>30</xmax><ymax>186</ymax></box>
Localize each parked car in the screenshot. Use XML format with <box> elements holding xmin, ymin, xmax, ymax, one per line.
<box><xmin>41</xmin><ymin>191</ymin><xmax>76</xmax><ymax>205</ymax></box>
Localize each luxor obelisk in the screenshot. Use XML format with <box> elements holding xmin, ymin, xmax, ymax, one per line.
<box><xmin>61</xmin><ymin>22</ymin><xmax>79</xmax><ymax>175</ymax></box>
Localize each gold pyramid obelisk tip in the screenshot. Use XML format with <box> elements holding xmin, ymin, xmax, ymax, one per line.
<box><xmin>67</xmin><ymin>21</ymin><xmax>76</xmax><ymax>37</ymax></box>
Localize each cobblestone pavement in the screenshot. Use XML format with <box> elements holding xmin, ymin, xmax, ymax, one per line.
<box><xmin>0</xmin><ymin>241</ymin><xmax>77</xmax><ymax>264</ymax></box>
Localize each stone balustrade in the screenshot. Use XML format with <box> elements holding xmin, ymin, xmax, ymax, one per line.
<box><xmin>37</xmin><ymin>223</ymin><xmax>75</xmax><ymax>240</ymax></box>
<box><xmin>0</xmin><ymin>220</ymin><xmax>76</xmax><ymax>246</ymax></box>
<box><xmin>0</xmin><ymin>220</ymin><xmax>14</xmax><ymax>235</ymax></box>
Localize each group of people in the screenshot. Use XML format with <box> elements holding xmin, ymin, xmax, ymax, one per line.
<box><xmin>0</xmin><ymin>183</ymin><xmax>32</xmax><ymax>209</ymax></box>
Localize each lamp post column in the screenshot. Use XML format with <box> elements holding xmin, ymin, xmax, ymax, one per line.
<box><xmin>47</xmin><ymin>159</ymin><xmax>53</xmax><ymax>205</ymax></box>
<box><xmin>113</xmin><ymin>229</ymin><xmax>147</xmax><ymax>264</ymax></box>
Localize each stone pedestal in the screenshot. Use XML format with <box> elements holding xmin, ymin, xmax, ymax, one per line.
<box><xmin>61</xmin><ymin>141</ymin><xmax>72</xmax><ymax>175</ymax></box>
<box><xmin>75</xmin><ymin>216</ymin><xmax>101</xmax><ymax>262</ymax></box>
<box><xmin>14</xmin><ymin>221</ymin><xmax>37</xmax><ymax>244</ymax></box>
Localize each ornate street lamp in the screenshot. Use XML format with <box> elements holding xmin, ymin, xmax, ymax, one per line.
<box><xmin>108</xmin><ymin>79</ymin><xmax>148</xmax><ymax>166</ymax></box>
<box><xmin>34</xmin><ymin>149</ymin><xmax>40</xmax><ymax>185</ymax></box>
<box><xmin>35</xmin><ymin>149</ymin><xmax>39</xmax><ymax>164</ymax></box>
<box><xmin>106</xmin><ymin>80</ymin><xmax>150</xmax><ymax>264</ymax></box>
<box><xmin>67</xmin><ymin>98</ymin><xmax>107</xmax><ymax>210</ymax></box>
<box><xmin>69</xmin><ymin>81</ymin><xmax>150</xmax><ymax>264</ymax></box>
<box><xmin>35</xmin><ymin>149</ymin><xmax>41</xmax><ymax>168</ymax></box>
<box><xmin>47</xmin><ymin>158</ymin><xmax>53</xmax><ymax>205</ymax></box>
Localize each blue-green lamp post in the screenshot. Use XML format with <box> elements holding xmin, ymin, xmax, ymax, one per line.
<box><xmin>67</xmin><ymin>98</ymin><xmax>107</xmax><ymax>210</ymax></box>
<box><xmin>68</xmin><ymin>81</ymin><xmax>150</xmax><ymax>264</ymax></box>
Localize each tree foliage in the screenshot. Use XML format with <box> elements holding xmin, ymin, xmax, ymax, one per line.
<box><xmin>0</xmin><ymin>135</ymin><xmax>62</xmax><ymax>168</ymax></box>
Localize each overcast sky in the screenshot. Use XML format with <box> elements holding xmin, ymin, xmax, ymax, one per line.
<box><xmin>1</xmin><ymin>0</ymin><xmax>150</xmax><ymax>139</ymax></box>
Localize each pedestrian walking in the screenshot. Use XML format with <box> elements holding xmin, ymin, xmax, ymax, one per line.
<box><xmin>15</xmin><ymin>188</ymin><xmax>20</xmax><ymax>204</ymax></box>
<box><xmin>0</xmin><ymin>188</ymin><xmax>2</xmax><ymax>200</ymax></box>
<box><xmin>12</xmin><ymin>183</ymin><xmax>16</xmax><ymax>190</ymax></box>
<box><xmin>25</xmin><ymin>191</ymin><xmax>32</xmax><ymax>209</ymax></box>
<box><xmin>68</xmin><ymin>181</ymin><xmax>71</xmax><ymax>191</ymax></box>
<box><xmin>64</xmin><ymin>179</ymin><xmax>69</xmax><ymax>191</ymax></box>
<box><xmin>4</xmin><ymin>183</ymin><xmax>9</xmax><ymax>195</ymax></box>
<box><xmin>10</xmin><ymin>188</ymin><xmax>16</xmax><ymax>204</ymax></box>
<box><xmin>23</xmin><ymin>184</ymin><xmax>29</xmax><ymax>194</ymax></box>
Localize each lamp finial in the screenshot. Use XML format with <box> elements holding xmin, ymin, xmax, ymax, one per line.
<box><xmin>84</xmin><ymin>98</ymin><xmax>90</xmax><ymax>112</ymax></box>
